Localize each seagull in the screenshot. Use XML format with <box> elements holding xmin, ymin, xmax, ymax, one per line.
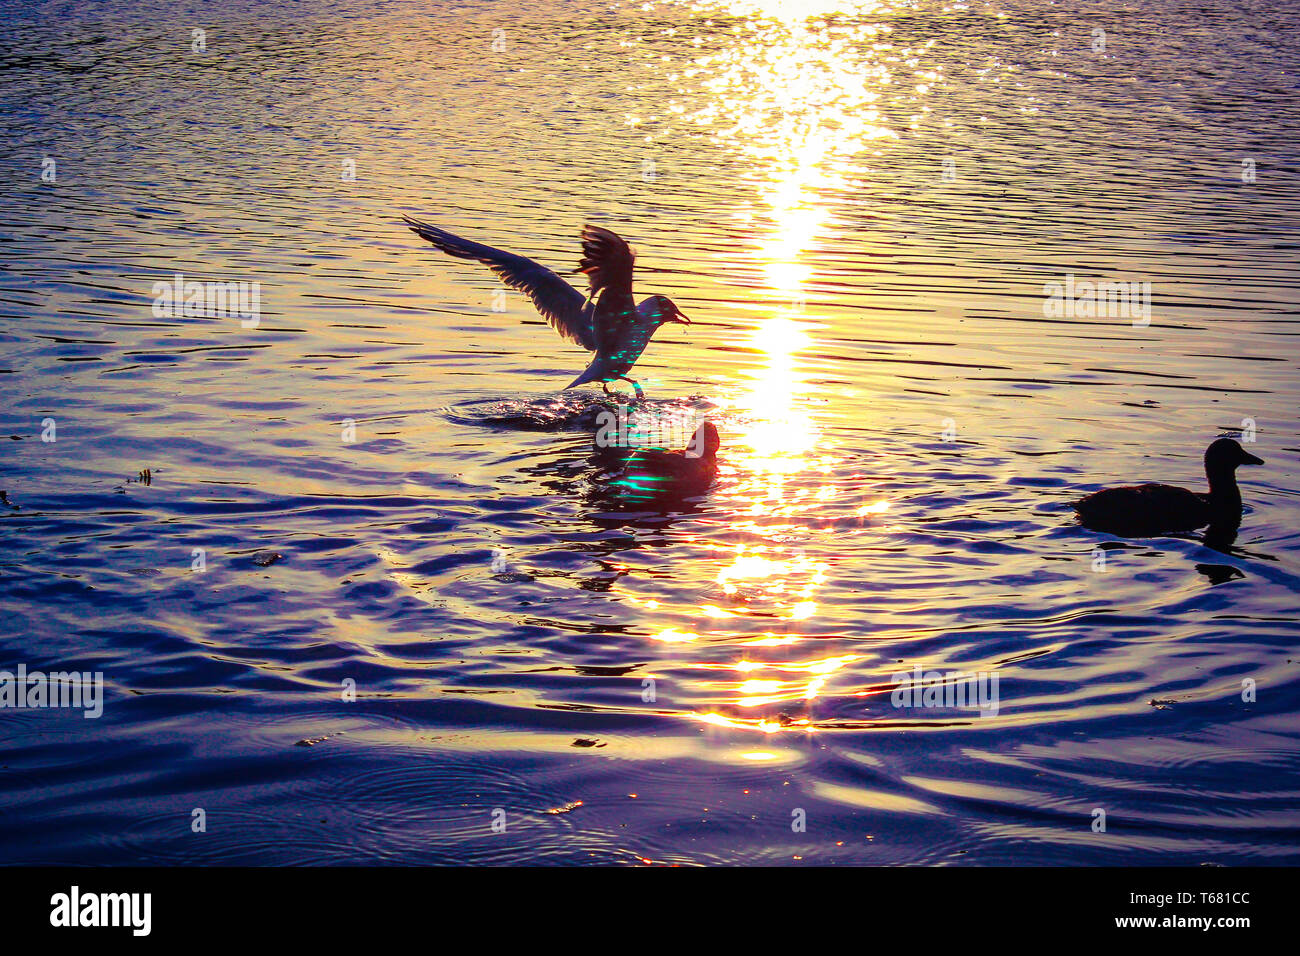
<box><xmin>402</xmin><ymin>217</ymin><xmax>691</xmax><ymax>400</ymax></box>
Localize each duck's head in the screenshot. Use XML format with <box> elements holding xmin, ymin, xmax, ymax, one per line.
<box><xmin>645</xmin><ymin>294</ymin><xmax>692</xmax><ymax>327</ymax></box>
<box><xmin>685</xmin><ymin>420</ymin><xmax>721</xmax><ymax>460</ymax></box>
<box><xmin>1206</xmin><ymin>437</ymin><xmax>1264</xmax><ymax>473</ymax></box>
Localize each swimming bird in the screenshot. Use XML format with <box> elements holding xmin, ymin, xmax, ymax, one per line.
<box><xmin>614</xmin><ymin>420</ymin><xmax>721</xmax><ymax>496</ymax></box>
<box><xmin>1072</xmin><ymin>438</ymin><xmax>1263</xmax><ymax>536</ymax></box>
<box><xmin>402</xmin><ymin>218</ymin><xmax>691</xmax><ymax>400</ymax></box>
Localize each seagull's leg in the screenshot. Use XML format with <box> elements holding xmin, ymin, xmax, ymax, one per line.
<box><xmin>620</xmin><ymin>376</ymin><xmax>645</xmax><ymax>403</ymax></box>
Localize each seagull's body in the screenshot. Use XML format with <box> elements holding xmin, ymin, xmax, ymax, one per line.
<box><xmin>403</xmin><ymin>218</ymin><xmax>690</xmax><ymax>399</ymax></box>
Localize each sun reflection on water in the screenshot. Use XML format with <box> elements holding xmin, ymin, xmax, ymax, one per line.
<box><xmin>628</xmin><ymin>0</ymin><xmax>920</xmax><ymax>731</ymax></box>
<box><xmin>677</xmin><ymin>0</ymin><xmax>905</xmax><ymax>484</ymax></box>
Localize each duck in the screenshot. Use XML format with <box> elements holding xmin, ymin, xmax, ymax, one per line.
<box><xmin>613</xmin><ymin>420</ymin><xmax>721</xmax><ymax>497</ymax></box>
<box><xmin>1073</xmin><ymin>437</ymin><xmax>1263</xmax><ymax>536</ymax></box>
<box><xmin>402</xmin><ymin>218</ymin><xmax>691</xmax><ymax>400</ymax></box>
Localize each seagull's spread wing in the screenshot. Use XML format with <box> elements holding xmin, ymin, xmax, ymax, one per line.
<box><xmin>578</xmin><ymin>225</ymin><xmax>635</xmax><ymax>299</ymax></box>
<box><xmin>403</xmin><ymin>216</ymin><xmax>596</xmax><ymax>351</ymax></box>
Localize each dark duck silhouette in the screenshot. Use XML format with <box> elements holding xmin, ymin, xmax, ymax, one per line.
<box><xmin>609</xmin><ymin>420</ymin><xmax>721</xmax><ymax>500</ymax></box>
<box><xmin>403</xmin><ymin>218</ymin><xmax>691</xmax><ymax>400</ymax></box>
<box><xmin>1073</xmin><ymin>438</ymin><xmax>1263</xmax><ymax>537</ymax></box>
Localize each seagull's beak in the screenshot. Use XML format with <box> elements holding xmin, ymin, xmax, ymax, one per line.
<box><xmin>1242</xmin><ymin>450</ymin><xmax>1264</xmax><ymax>466</ymax></box>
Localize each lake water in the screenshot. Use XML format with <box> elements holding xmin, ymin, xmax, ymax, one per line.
<box><xmin>2</xmin><ymin>0</ymin><xmax>1299</xmax><ymax>864</ymax></box>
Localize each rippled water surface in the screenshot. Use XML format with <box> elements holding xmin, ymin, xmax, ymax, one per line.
<box><xmin>2</xmin><ymin>0</ymin><xmax>1300</xmax><ymax>864</ymax></box>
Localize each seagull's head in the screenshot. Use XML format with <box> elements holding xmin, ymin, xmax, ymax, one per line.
<box><xmin>644</xmin><ymin>295</ymin><xmax>692</xmax><ymax>327</ymax></box>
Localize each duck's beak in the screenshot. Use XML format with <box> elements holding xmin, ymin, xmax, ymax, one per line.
<box><xmin>670</xmin><ymin>307</ymin><xmax>691</xmax><ymax>324</ymax></box>
<box><xmin>1242</xmin><ymin>450</ymin><xmax>1264</xmax><ymax>466</ymax></box>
